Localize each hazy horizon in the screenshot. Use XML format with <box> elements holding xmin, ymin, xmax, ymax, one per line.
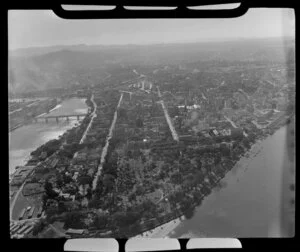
<box><xmin>8</xmin><ymin>8</ymin><xmax>295</xmax><ymax>51</ymax></box>
<box><xmin>10</xmin><ymin>35</ymin><xmax>295</xmax><ymax>52</ymax></box>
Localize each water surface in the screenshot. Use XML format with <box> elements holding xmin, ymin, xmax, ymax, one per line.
<box><xmin>9</xmin><ymin>98</ymin><xmax>87</xmax><ymax>174</ymax></box>
<box><xmin>170</xmin><ymin>126</ymin><xmax>289</xmax><ymax>238</ymax></box>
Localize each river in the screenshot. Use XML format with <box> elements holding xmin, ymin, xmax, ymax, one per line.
<box><xmin>169</xmin><ymin>126</ymin><xmax>290</xmax><ymax>238</ymax></box>
<box><xmin>9</xmin><ymin>98</ymin><xmax>88</xmax><ymax>175</ymax></box>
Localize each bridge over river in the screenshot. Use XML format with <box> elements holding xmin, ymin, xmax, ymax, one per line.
<box><xmin>33</xmin><ymin>113</ymin><xmax>88</xmax><ymax>123</ymax></box>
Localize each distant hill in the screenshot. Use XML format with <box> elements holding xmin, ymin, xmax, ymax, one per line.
<box><xmin>8</xmin><ymin>37</ymin><xmax>294</xmax><ymax>95</ymax></box>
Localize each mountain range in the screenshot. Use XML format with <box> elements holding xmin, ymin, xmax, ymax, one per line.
<box><xmin>8</xmin><ymin>37</ymin><xmax>294</xmax><ymax>95</ymax></box>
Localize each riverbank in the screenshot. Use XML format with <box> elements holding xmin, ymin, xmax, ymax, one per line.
<box><xmin>92</xmin><ymin>92</ymin><xmax>124</xmax><ymax>190</ymax></box>
<box><xmin>132</xmin><ymin>122</ymin><xmax>288</xmax><ymax>238</ymax></box>
<box><xmin>9</xmin><ymin>97</ymin><xmax>91</xmax><ymax>220</ymax></box>
<box><xmin>134</xmin><ymin>216</ymin><xmax>185</xmax><ymax>238</ymax></box>
<box><xmin>9</xmin><ymin>101</ymin><xmax>59</xmax><ymax>133</ymax></box>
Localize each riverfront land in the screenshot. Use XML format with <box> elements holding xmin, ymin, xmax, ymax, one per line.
<box><xmin>9</xmin><ymin>39</ymin><xmax>295</xmax><ymax>238</ymax></box>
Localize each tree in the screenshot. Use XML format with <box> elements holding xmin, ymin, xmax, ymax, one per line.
<box><xmin>62</xmin><ymin>173</ymin><xmax>73</xmax><ymax>184</ymax></box>
<box><xmin>103</xmin><ymin>174</ymin><xmax>115</xmax><ymax>193</ymax></box>
<box><xmin>56</xmin><ymin>174</ymin><xmax>64</xmax><ymax>188</ymax></box>
<box><xmin>220</xmin><ymin>144</ymin><xmax>231</xmax><ymax>157</ymax></box>
<box><xmin>136</xmin><ymin>117</ymin><xmax>144</xmax><ymax>128</ymax></box>
<box><xmin>192</xmin><ymin>190</ymin><xmax>203</xmax><ymax>205</ymax></box>
<box><xmin>58</xmin><ymin>149</ymin><xmax>73</xmax><ymax>159</ymax></box>
<box><xmin>88</xmin><ymin>197</ymin><xmax>102</xmax><ymax>209</ymax></box>
<box><xmin>44</xmin><ymin>180</ymin><xmax>59</xmax><ymax>199</ymax></box>
<box><xmin>195</xmin><ymin>171</ymin><xmax>204</xmax><ymax>183</ymax></box>
<box><xmin>32</xmin><ymin>219</ymin><xmax>47</xmax><ymax>236</ymax></box>
<box><xmin>93</xmin><ymin>214</ymin><xmax>108</xmax><ymax>229</ymax></box>
<box><xmin>78</xmin><ymin>176</ymin><xmax>93</xmax><ymax>186</ymax></box>
<box><xmin>214</xmin><ymin>155</ymin><xmax>221</xmax><ymax>165</ymax></box>
<box><xmin>112</xmin><ymin>211</ymin><xmax>140</xmax><ymax>228</ymax></box>
<box><xmin>170</xmin><ymin>172</ymin><xmax>182</xmax><ymax>184</ymax></box>
<box><xmin>135</xmin><ymin>184</ymin><xmax>146</xmax><ymax>195</ymax></box>
<box><xmin>128</xmin><ymin>192</ymin><xmax>136</xmax><ymax>202</ymax></box>
<box><xmin>157</xmin><ymin>170</ymin><xmax>166</xmax><ymax>180</ymax></box>
<box><xmin>58</xmin><ymin>201</ymin><xmax>67</xmax><ymax>213</ymax></box>
<box><xmin>184</xmin><ymin>207</ymin><xmax>196</xmax><ymax>219</ymax></box>
<box><xmin>180</xmin><ymin>197</ymin><xmax>194</xmax><ymax>212</ymax></box>
<box><xmin>45</xmin><ymin>205</ymin><xmax>58</xmax><ymax>223</ymax></box>
<box><xmin>64</xmin><ymin>211</ymin><xmax>84</xmax><ymax>229</ymax></box>
<box><xmin>95</xmin><ymin>179</ymin><xmax>104</xmax><ymax>198</ymax></box>
<box><xmin>118</xmin><ymin>108</ymin><xmax>128</xmax><ymax>120</ymax></box>
<box><xmin>86</xmin><ymin>187</ymin><xmax>92</xmax><ymax>200</ymax></box>
<box><xmin>242</xmin><ymin>138</ymin><xmax>251</xmax><ymax>150</ymax></box>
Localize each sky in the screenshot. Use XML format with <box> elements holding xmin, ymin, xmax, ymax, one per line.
<box><xmin>8</xmin><ymin>6</ymin><xmax>295</xmax><ymax>50</ymax></box>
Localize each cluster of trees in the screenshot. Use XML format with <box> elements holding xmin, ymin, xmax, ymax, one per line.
<box><xmin>32</xmin><ymin>219</ymin><xmax>47</xmax><ymax>236</ymax></box>
<box><xmin>42</xmin><ymin>180</ymin><xmax>61</xmax><ymax>223</ymax></box>
<box><xmin>56</xmin><ymin>172</ymin><xmax>73</xmax><ymax>189</ymax></box>
<box><xmin>77</xmin><ymin>175</ymin><xmax>93</xmax><ymax>187</ymax></box>
<box><xmin>31</xmin><ymin>139</ymin><xmax>61</xmax><ymax>160</ymax></box>
<box><xmin>64</xmin><ymin>121</ymin><xmax>88</xmax><ymax>144</ymax></box>
<box><xmin>57</xmin><ymin>142</ymin><xmax>83</xmax><ymax>159</ymax></box>
<box><xmin>111</xmin><ymin>211</ymin><xmax>141</xmax><ymax>228</ymax></box>
<box><xmin>92</xmin><ymin>212</ymin><xmax>108</xmax><ymax>229</ymax></box>
<box><xmin>42</xmin><ymin>180</ymin><xmax>59</xmax><ymax>208</ymax></box>
<box><xmin>94</xmin><ymin>157</ymin><xmax>118</xmax><ymax>203</ymax></box>
<box><xmin>64</xmin><ymin>211</ymin><xmax>85</xmax><ymax>229</ymax></box>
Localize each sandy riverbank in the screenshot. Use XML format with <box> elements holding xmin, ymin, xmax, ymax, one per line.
<box><xmin>134</xmin><ymin>216</ymin><xmax>185</xmax><ymax>238</ymax></box>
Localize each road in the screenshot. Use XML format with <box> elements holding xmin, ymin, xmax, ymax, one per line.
<box><xmin>92</xmin><ymin>93</ymin><xmax>124</xmax><ymax>190</ymax></box>
<box><xmin>224</xmin><ymin>115</ymin><xmax>238</xmax><ymax>129</ymax></box>
<box><xmin>157</xmin><ymin>86</ymin><xmax>179</xmax><ymax>141</ymax></box>
<box><xmin>10</xmin><ymin>149</ymin><xmax>60</xmax><ymax>221</ymax></box>
<box><xmin>9</xmin><ymin>108</ymin><xmax>23</xmax><ymax>115</ymax></box>
<box><xmin>9</xmin><ymin>100</ymin><xmax>43</xmax><ymax>115</ymax></box>
<box><xmin>10</xmin><ymin>182</ymin><xmax>26</xmax><ymax>221</ymax></box>
<box><xmin>133</xmin><ymin>69</ymin><xmax>145</xmax><ymax>78</ymax></box>
<box><xmin>49</xmin><ymin>223</ymin><xmax>67</xmax><ymax>237</ymax></box>
<box><xmin>11</xmin><ymin>216</ymin><xmax>43</xmax><ymax>225</ymax></box>
<box><xmin>224</xmin><ymin>115</ymin><xmax>248</xmax><ymax>137</ymax></box>
<box><xmin>79</xmin><ymin>93</ymin><xmax>96</xmax><ymax>144</ymax></box>
<box><xmin>238</xmin><ymin>88</ymin><xmax>250</xmax><ymax>100</ymax></box>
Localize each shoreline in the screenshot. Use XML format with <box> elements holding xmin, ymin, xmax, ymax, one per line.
<box><xmin>9</xmin><ymin>102</ymin><xmax>60</xmax><ymax>133</ymax></box>
<box><xmin>9</xmin><ymin>97</ymin><xmax>92</xmax><ymax>220</ymax></box>
<box><xmin>132</xmin><ymin>123</ymin><xmax>287</xmax><ymax>238</ymax></box>
<box><xmin>134</xmin><ymin>216</ymin><xmax>185</xmax><ymax>238</ymax></box>
<box><xmin>10</xmin><ymin>94</ymin><xmax>291</xmax><ymax>235</ymax></box>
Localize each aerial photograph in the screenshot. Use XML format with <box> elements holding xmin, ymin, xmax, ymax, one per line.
<box><xmin>9</xmin><ymin>7</ymin><xmax>295</xmax><ymax>239</ymax></box>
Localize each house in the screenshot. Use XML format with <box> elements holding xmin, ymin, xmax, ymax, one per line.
<box><xmin>53</xmin><ymin>188</ymin><xmax>61</xmax><ymax>194</ymax></box>
<box><xmin>212</xmin><ymin>129</ymin><xmax>219</xmax><ymax>136</ymax></box>
<box><xmin>72</xmin><ymin>172</ymin><xmax>79</xmax><ymax>181</ymax></box>
<box><xmin>64</xmin><ymin>201</ymin><xmax>81</xmax><ymax>211</ymax></box>
<box><xmin>79</xmin><ymin>184</ymin><xmax>90</xmax><ymax>196</ymax></box>
<box><xmin>87</xmin><ymin>168</ymin><xmax>96</xmax><ymax>177</ymax></box>
<box><xmin>73</xmin><ymin>152</ymin><xmax>87</xmax><ymax>163</ymax></box>
<box><xmin>59</xmin><ymin>192</ymin><xmax>71</xmax><ymax>199</ymax></box>
<box><xmin>81</xmin><ymin>197</ymin><xmax>89</xmax><ymax>207</ymax></box>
